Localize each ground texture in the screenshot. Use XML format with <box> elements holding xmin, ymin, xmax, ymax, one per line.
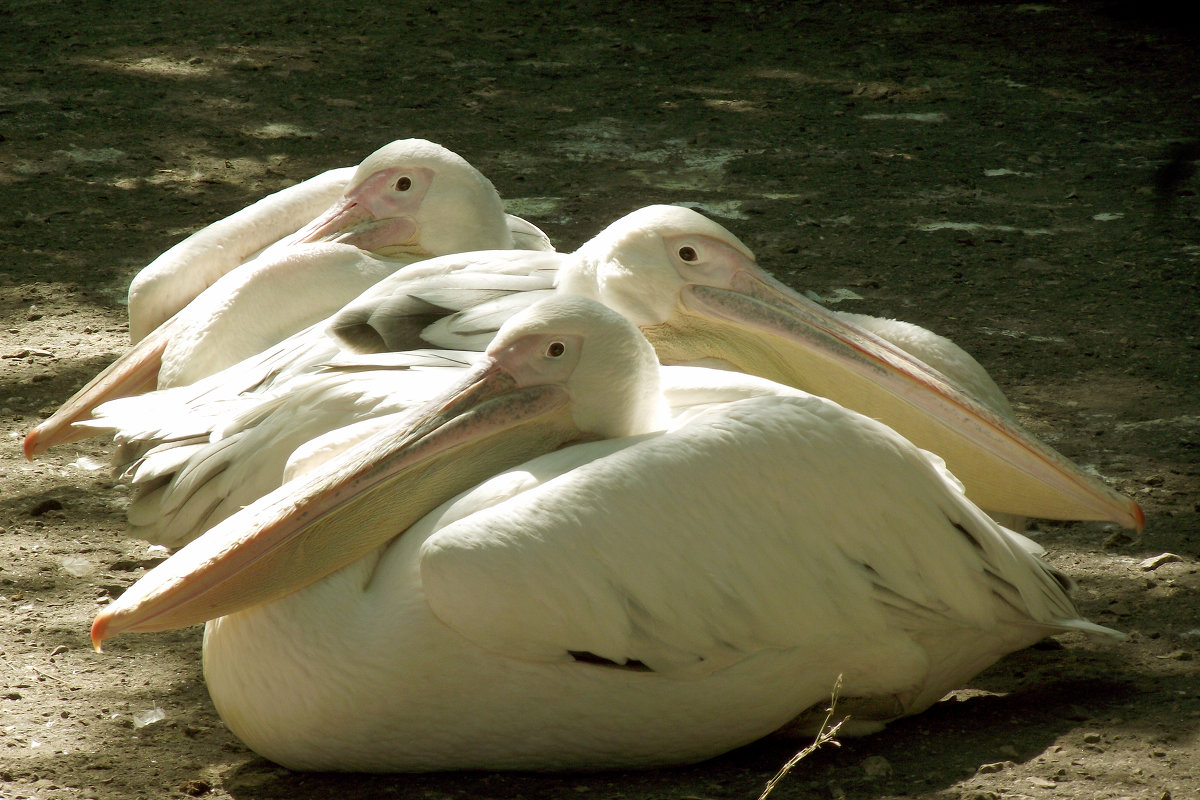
<box><xmin>1</xmin><ymin>1</ymin><xmax>1198</xmax><ymax>799</ymax></box>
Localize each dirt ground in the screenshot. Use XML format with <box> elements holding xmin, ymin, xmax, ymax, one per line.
<box><xmin>1</xmin><ymin>1</ymin><xmax>1198</xmax><ymax>798</ymax></box>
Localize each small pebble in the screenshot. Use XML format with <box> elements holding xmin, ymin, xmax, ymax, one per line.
<box><xmin>1027</xmin><ymin>776</ymin><xmax>1057</xmax><ymax>789</ymax></box>
<box><xmin>861</xmin><ymin>755</ymin><xmax>891</xmax><ymax>779</ymax></box>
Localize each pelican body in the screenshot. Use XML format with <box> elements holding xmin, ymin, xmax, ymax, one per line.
<box><xmin>93</xmin><ymin>296</ymin><xmax>1121</xmax><ymax>772</ymax></box>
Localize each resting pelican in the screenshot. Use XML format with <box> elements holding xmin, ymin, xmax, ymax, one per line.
<box><xmin>81</xmin><ymin>205</ymin><xmax>1140</xmax><ymax>548</ymax></box>
<box><xmin>93</xmin><ymin>295</ymin><xmax>1121</xmax><ymax>772</ymax></box>
<box><xmin>126</xmin><ymin>137</ymin><xmax>551</xmax><ymax>343</ymax></box>
<box><xmin>24</xmin><ymin>139</ymin><xmax>552</xmax><ymax>459</ymax></box>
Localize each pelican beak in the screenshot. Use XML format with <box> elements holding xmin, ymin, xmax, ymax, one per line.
<box><xmin>23</xmin><ymin>316</ymin><xmax>174</xmax><ymax>459</ymax></box>
<box><xmin>288</xmin><ymin>196</ymin><xmax>421</xmax><ymax>256</ymax></box>
<box><xmin>90</xmin><ymin>357</ymin><xmax>586</xmax><ymax>648</ymax></box>
<box><xmin>642</xmin><ymin>268</ymin><xmax>1142</xmax><ymax>531</ymax></box>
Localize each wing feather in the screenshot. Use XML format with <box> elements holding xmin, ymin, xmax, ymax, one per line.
<box><xmin>418</xmin><ymin>395</ymin><xmax>1112</xmax><ymax>686</ymax></box>
<box><xmin>329</xmin><ymin>252</ymin><xmax>561</xmax><ymax>352</ymax></box>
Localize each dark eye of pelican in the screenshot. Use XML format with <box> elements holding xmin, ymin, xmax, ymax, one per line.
<box><xmin>678</xmin><ymin>245</ymin><xmax>698</xmax><ymax>262</ymax></box>
<box><xmin>395</xmin><ymin>176</ymin><xmax>412</xmax><ymax>191</ymax></box>
<box><xmin>546</xmin><ymin>341</ymin><xmax>566</xmax><ymax>358</ymax></box>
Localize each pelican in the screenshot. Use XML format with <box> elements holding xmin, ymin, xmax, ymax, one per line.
<box><xmin>93</xmin><ymin>295</ymin><xmax>1121</xmax><ymax>772</ymax></box>
<box><xmin>24</xmin><ymin>139</ymin><xmax>552</xmax><ymax>459</ymax></box>
<box><xmin>80</xmin><ymin>205</ymin><xmax>1140</xmax><ymax>548</ymax></box>
<box><xmin>126</xmin><ymin>137</ymin><xmax>551</xmax><ymax>343</ymax></box>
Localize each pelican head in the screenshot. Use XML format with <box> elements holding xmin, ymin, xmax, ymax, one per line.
<box><xmin>288</xmin><ymin>139</ymin><xmax>513</xmax><ymax>258</ymax></box>
<box><xmin>482</xmin><ymin>293</ymin><xmax>668</xmax><ymax>440</ymax></box>
<box><xmin>560</xmin><ymin>205</ymin><xmax>1141</xmax><ymax>530</ymax></box>
<box><xmin>92</xmin><ymin>295</ymin><xmax>666</xmax><ymax>645</ymax></box>
<box><xmin>560</xmin><ymin>204</ymin><xmax>757</xmax><ymax>329</ymax></box>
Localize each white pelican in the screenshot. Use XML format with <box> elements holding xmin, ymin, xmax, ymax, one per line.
<box><xmin>81</xmin><ymin>206</ymin><xmax>1140</xmax><ymax>548</ymax></box>
<box><xmin>24</xmin><ymin>139</ymin><xmax>552</xmax><ymax>459</ymax></box>
<box><xmin>92</xmin><ymin>295</ymin><xmax>1121</xmax><ymax>772</ymax></box>
<box><xmin>126</xmin><ymin>137</ymin><xmax>551</xmax><ymax>343</ymax></box>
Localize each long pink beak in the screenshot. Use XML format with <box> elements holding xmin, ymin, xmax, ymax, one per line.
<box><xmin>650</xmin><ymin>268</ymin><xmax>1142</xmax><ymax>531</ymax></box>
<box><xmin>23</xmin><ymin>316</ymin><xmax>173</xmax><ymax>459</ymax></box>
<box><xmin>90</xmin><ymin>359</ymin><xmax>585</xmax><ymax>646</ymax></box>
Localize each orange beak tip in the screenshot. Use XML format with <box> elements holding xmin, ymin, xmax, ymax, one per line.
<box><xmin>22</xmin><ymin>429</ymin><xmax>40</xmax><ymax>461</ymax></box>
<box><xmin>90</xmin><ymin>614</ymin><xmax>110</xmax><ymax>653</ymax></box>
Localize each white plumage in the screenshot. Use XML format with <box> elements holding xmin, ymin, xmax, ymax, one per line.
<box><xmin>25</xmin><ymin>139</ymin><xmax>551</xmax><ymax>458</ymax></box>
<box><xmin>82</xmin><ymin>206</ymin><xmax>1139</xmax><ymax>548</ymax></box>
<box><xmin>94</xmin><ymin>296</ymin><xmax>1120</xmax><ymax>772</ymax></box>
<box><xmin>126</xmin><ymin>138</ymin><xmax>551</xmax><ymax>344</ymax></box>
<box><xmin>125</xmin><ymin>166</ymin><xmax>350</xmax><ymax>345</ymax></box>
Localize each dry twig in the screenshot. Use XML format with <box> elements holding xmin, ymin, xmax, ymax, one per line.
<box><xmin>758</xmin><ymin>675</ymin><xmax>848</xmax><ymax>800</ymax></box>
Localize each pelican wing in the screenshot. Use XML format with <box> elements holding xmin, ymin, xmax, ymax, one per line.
<box><xmin>329</xmin><ymin>250</ymin><xmax>562</xmax><ymax>352</ymax></box>
<box><xmin>418</xmin><ymin>289</ymin><xmax>557</xmax><ymax>350</ymax></box>
<box><xmin>95</xmin><ymin>353</ymin><xmax>468</xmax><ymax>547</ymax></box>
<box><xmin>504</xmin><ymin>213</ymin><xmax>555</xmax><ymax>252</ymax></box>
<box><xmin>156</xmin><ymin>244</ymin><xmax>407</xmax><ymax>387</ymax></box>
<box><xmin>418</xmin><ymin>395</ymin><xmax>1117</xmax><ymax>687</ymax></box>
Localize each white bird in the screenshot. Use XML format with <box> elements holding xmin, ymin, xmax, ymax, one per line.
<box><xmin>92</xmin><ymin>295</ymin><xmax>1121</xmax><ymax>773</ymax></box>
<box><xmin>24</xmin><ymin>139</ymin><xmax>552</xmax><ymax>458</ymax></box>
<box><xmin>126</xmin><ymin>138</ymin><xmax>551</xmax><ymax>344</ymax></box>
<box><xmin>81</xmin><ymin>206</ymin><xmax>1141</xmax><ymax>547</ymax></box>
<box><xmin>126</xmin><ymin>166</ymin><xmax>349</xmax><ymax>347</ymax></box>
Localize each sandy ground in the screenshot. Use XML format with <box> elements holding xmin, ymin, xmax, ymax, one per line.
<box><xmin>1</xmin><ymin>1</ymin><xmax>1198</xmax><ymax>798</ymax></box>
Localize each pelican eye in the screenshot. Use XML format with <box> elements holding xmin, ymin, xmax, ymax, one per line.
<box><xmin>546</xmin><ymin>341</ymin><xmax>566</xmax><ymax>358</ymax></box>
<box><xmin>678</xmin><ymin>245</ymin><xmax>698</xmax><ymax>262</ymax></box>
<box><xmin>395</xmin><ymin>176</ymin><xmax>412</xmax><ymax>192</ymax></box>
